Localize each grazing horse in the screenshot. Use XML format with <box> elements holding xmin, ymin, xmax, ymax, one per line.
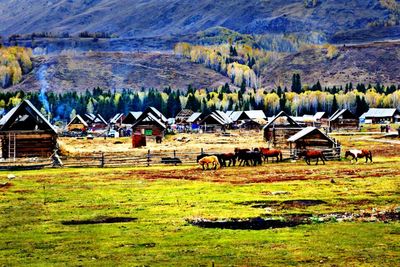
<box><xmin>345</xmin><ymin>149</ymin><xmax>373</xmax><ymax>163</ymax></box>
<box><xmin>218</xmin><ymin>153</ymin><xmax>237</xmax><ymax>167</ymax></box>
<box><xmin>259</xmin><ymin>147</ymin><xmax>283</xmax><ymax>163</ymax></box>
<box><xmin>236</xmin><ymin>149</ymin><xmax>262</xmax><ymax>166</ymax></box>
<box><xmin>197</xmin><ymin>154</ymin><xmax>224</xmax><ymax>166</ymax></box>
<box><xmin>198</xmin><ymin>155</ymin><xmax>220</xmax><ymax>170</ymax></box>
<box><xmin>297</xmin><ymin>150</ymin><xmax>326</xmax><ymax>165</ymax></box>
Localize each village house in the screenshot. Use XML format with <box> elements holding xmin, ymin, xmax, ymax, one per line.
<box><xmin>121</xmin><ymin>111</ymin><xmax>143</xmax><ymax>127</ymax></box>
<box><xmin>360</xmin><ymin>108</ymin><xmax>400</xmax><ymax>124</ymax></box>
<box><xmin>228</xmin><ymin>110</ymin><xmax>267</xmax><ymax>129</ymax></box>
<box><xmin>131</xmin><ymin>107</ymin><xmax>167</xmax><ymax>137</ymax></box>
<box><xmin>328</xmin><ymin>109</ymin><xmax>359</xmax><ymax>131</ymax></box>
<box><xmin>263</xmin><ymin>111</ymin><xmax>303</xmax><ymax>147</ymax></box>
<box><xmin>0</xmin><ymin>100</ymin><xmax>58</xmax><ymax>159</ymax></box>
<box><xmin>186</xmin><ymin>112</ymin><xmax>203</xmax><ymax>131</ymax></box>
<box><xmin>67</xmin><ymin>115</ymin><xmax>89</xmax><ymax>132</ymax></box>
<box><xmin>198</xmin><ymin>111</ymin><xmax>233</xmax><ymax>132</ymax></box>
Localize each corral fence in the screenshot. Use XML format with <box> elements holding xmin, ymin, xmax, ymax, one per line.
<box><xmin>0</xmin><ymin>146</ymin><xmax>342</xmax><ymax>169</ymax></box>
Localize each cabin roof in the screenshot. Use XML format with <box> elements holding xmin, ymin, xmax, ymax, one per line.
<box><xmin>329</xmin><ymin>109</ymin><xmax>357</xmax><ymax>121</ymax></box>
<box><xmin>314</xmin><ymin>112</ymin><xmax>326</xmax><ymax>120</ymax></box>
<box><xmin>175</xmin><ymin>109</ymin><xmax>194</xmax><ymax>119</ymax></box>
<box><xmin>229</xmin><ymin>110</ymin><xmax>266</xmax><ymax>122</ymax></box>
<box><xmin>360</xmin><ymin>108</ymin><xmax>399</xmax><ymax>118</ymax></box>
<box><xmin>187</xmin><ymin>112</ymin><xmax>202</xmax><ymax>123</ymax></box>
<box><xmin>287</xmin><ymin>127</ymin><xmax>333</xmax><ymax>143</ymax></box>
<box><xmin>109</xmin><ymin>113</ymin><xmax>124</xmax><ymax>124</ymax></box>
<box><xmin>131</xmin><ymin>107</ymin><xmax>167</xmax><ymax>129</ymax></box>
<box><xmin>67</xmin><ymin>115</ymin><xmax>88</xmax><ymax>127</ymax></box>
<box><xmin>0</xmin><ymin>100</ymin><xmax>57</xmax><ymax>133</ymax></box>
<box><xmin>263</xmin><ymin>111</ymin><xmax>302</xmax><ymax>130</ymax></box>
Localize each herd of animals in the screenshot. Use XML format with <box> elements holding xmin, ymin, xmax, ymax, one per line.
<box><xmin>197</xmin><ymin>148</ymin><xmax>373</xmax><ymax>170</ymax></box>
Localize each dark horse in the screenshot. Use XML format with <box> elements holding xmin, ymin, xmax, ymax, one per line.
<box><xmin>259</xmin><ymin>147</ymin><xmax>283</xmax><ymax>163</ymax></box>
<box><xmin>218</xmin><ymin>153</ymin><xmax>237</xmax><ymax>167</ymax></box>
<box><xmin>235</xmin><ymin>148</ymin><xmax>262</xmax><ymax>166</ymax></box>
<box><xmin>297</xmin><ymin>150</ymin><xmax>327</xmax><ymax>165</ymax></box>
<box><xmin>345</xmin><ymin>149</ymin><xmax>373</xmax><ymax>163</ymax></box>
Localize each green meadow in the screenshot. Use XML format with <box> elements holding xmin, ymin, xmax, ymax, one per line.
<box><xmin>0</xmin><ymin>158</ymin><xmax>399</xmax><ymax>266</ymax></box>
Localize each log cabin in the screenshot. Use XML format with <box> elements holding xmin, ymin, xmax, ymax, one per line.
<box><xmin>263</xmin><ymin>111</ymin><xmax>303</xmax><ymax>148</ymax></box>
<box><xmin>131</xmin><ymin>107</ymin><xmax>167</xmax><ymax>137</ymax></box>
<box><xmin>0</xmin><ymin>100</ymin><xmax>57</xmax><ymax>159</ymax></box>
<box><xmin>329</xmin><ymin>109</ymin><xmax>359</xmax><ymax>131</ymax></box>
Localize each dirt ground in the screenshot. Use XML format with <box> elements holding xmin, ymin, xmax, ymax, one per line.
<box><xmin>58</xmin><ymin>130</ymin><xmax>266</xmax><ymax>156</ymax></box>
<box><xmin>58</xmin><ymin>129</ymin><xmax>400</xmax><ymax>158</ymax></box>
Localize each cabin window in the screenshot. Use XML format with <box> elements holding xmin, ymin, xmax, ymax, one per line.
<box><xmin>144</xmin><ymin>129</ymin><xmax>153</xmax><ymax>136</ymax></box>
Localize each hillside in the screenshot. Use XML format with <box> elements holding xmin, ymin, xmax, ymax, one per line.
<box><xmin>261</xmin><ymin>41</ymin><xmax>400</xmax><ymax>88</ymax></box>
<box><xmin>0</xmin><ymin>0</ymin><xmax>397</xmax><ymax>43</ymax></box>
<box><xmin>10</xmin><ymin>52</ymin><xmax>231</xmax><ymax>93</ymax></box>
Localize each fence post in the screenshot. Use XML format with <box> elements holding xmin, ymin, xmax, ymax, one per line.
<box><xmin>147</xmin><ymin>150</ymin><xmax>151</xmax><ymax>167</ymax></box>
<box><xmin>100</xmin><ymin>152</ymin><xmax>105</xmax><ymax>168</ymax></box>
<box><xmin>173</xmin><ymin>150</ymin><xmax>177</xmax><ymax>166</ymax></box>
<box><xmin>201</xmin><ymin>148</ymin><xmax>204</xmax><ymax>155</ymax></box>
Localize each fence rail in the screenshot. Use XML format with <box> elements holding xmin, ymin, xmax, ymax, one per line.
<box><xmin>0</xmin><ymin>146</ymin><xmax>342</xmax><ymax>169</ymax></box>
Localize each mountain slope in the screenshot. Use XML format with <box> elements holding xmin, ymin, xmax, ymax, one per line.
<box><xmin>10</xmin><ymin>52</ymin><xmax>231</xmax><ymax>92</ymax></box>
<box><xmin>262</xmin><ymin>41</ymin><xmax>400</xmax><ymax>87</ymax></box>
<box><xmin>0</xmin><ymin>0</ymin><xmax>396</xmax><ymax>42</ymax></box>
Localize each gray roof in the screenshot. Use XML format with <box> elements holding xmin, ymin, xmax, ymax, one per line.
<box><xmin>128</xmin><ymin>112</ymin><xmax>143</xmax><ymax>120</ymax></box>
<box><xmin>288</xmin><ymin>127</ymin><xmax>317</xmax><ymax>142</ymax></box>
<box><xmin>109</xmin><ymin>113</ymin><xmax>124</xmax><ymax>124</ymax></box>
<box><xmin>329</xmin><ymin>109</ymin><xmax>346</xmax><ymax>121</ymax></box>
<box><xmin>187</xmin><ymin>112</ymin><xmax>202</xmax><ymax>123</ymax></box>
<box><xmin>314</xmin><ymin>112</ymin><xmax>326</xmax><ymax>120</ymax></box>
<box><xmin>225</xmin><ymin>110</ymin><xmax>234</xmax><ymax>117</ymax></box>
<box><xmin>229</xmin><ymin>110</ymin><xmax>266</xmax><ymax>122</ymax></box>
<box><xmin>148</xmin><ymin>106</ymin><xmax>167</xmax><ymax>122</ymax></box>
<box><xmin>245</xmin><ymin>110</ymin><xmax>266</xmax><ymax>120</ymax></box>
<box><xmin>360</xmin><ymin>108</ymin><xmax>398</xmax><ymax>118</ymax></box>
<box><xmin>67</xmin><ymin>115</ymin><xmax>88</xmax><ymax>127</ymax></box>
<box><xmin>214</xmin><ymin>110</ymin><xmax>233</xmax><ymax>124</ymax></box>
<box><xmin>263</xmin><ymin>111</ymin><xmax>302</xmax><ymax>130</ymax></box>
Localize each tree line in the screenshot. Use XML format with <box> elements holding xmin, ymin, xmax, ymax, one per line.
<box><xmin>0</xmin><ymin>80</ymin><xmax>399</xmax><ymax>125</ymax></box>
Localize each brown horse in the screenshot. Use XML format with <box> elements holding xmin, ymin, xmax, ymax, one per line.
<box><xmin>297</xmin><ymin>150</ymin><xmax>326</xmax><ymax>165</ymax></box>
<box><xmin>259</xmin><ymin>147</ymin><xmax>283</xmax><ymax>163</ymax></box>
<box><xmin>198</xmin><ymin>155</ymin><xmax>220</xmax><ymax>170</ymax></box>
<box><xmin>345</xmin><ymin>149</ymin><xmax>373</xmax><ymax>163</ymax></box>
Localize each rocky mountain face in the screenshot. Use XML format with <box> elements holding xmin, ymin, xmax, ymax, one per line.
<box><xmin>0</xmin><ymin>0</ymin><xmax>396</xmax><ymax>42</ymax></box>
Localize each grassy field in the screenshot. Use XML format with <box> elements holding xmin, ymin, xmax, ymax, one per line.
<box><xmin>1</xmin><ymin>155</ymin><xmax>399</xmax><ymax>266</ymax></box>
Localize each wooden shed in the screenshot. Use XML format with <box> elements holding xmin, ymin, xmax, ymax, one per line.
<box><xmin>67</xmin><ymin>115</ymin><xmax>88</xmax><ymax>132</ymax></box>
<box><xmin>0</xmin><ymin>100</ymin><xmax>57</xmax><ymax>159</ymax></box>
<box><xmin>287</xmin><ymin>127</ymin><xmax>340</xmax><ymax>159</ymax></box>
<box><xmin>263</xmin><ymin>111</ymin><xmax>303</xmax><ymax>148</ymax></box>
<box><xmin>131</xmin><ymin>107</ymin><xmax>167</xmax><ymax>137</ymax></box>
<box><xmin>329</xmin><ymin>109</ymin><xmax>359</xmax><ymax>131</ymax></box>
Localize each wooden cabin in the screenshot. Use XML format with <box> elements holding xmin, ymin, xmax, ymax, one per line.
<box><xmin>131</xmin><ymin>107</ymin><xmax>167</xmax><ymax>137</ymax></box>
<box><xmin>84</xmin><ymin>113</ymin><xmax>108</xmax><ymax>131</ymax></box>
<box><xmin>122</xmin><ymin>111</ymin><xmax>143</xmax><ymax>126</ymax></box>
<box><xmin>198</xmin><ymin>111</ymin><xmax>232</xmax><ymax>132</ymax></box>
<box><xmin>287</xmin><ymin>127</ymin><xmax>339</xmax><ymax>157</ymax></box>
<box><xmin>67</xmin><ymin>115</ymin><xmax>88</xmax><ymax>132</ymax></box>
<box><xmin>329</xmin><ymin>109</ymin><xmax>359</xmax><ymax>131</ymax></box>
<box><xmin>0</xmin><ymin>100</ymin><xmax>57</xmax><ymax>158</ymax></box>
<box><xmin>187</xmin><ymin>112</ymin><xmax>203</xmax><ymax>131</ymax></box>
<box><xmin>360</xmin><ymin>108</ymin><xmax>400</xmax><ymax>124</ymax></box>
<box><xmin>175</xmin><ymin>109</ymin><xmax>194</xmax><ymax>125</ymax></box>
<box><xmin>314</xmin><ymin>112</ymin><xmax>329</xmax><ymax>128</ymax></box>
<box><xmin>109</xmin><ymin>113</ymin><xmax>125</xmax><ymax>129</ymax></box>
<box><xmin>263</xmin><ymin>111</ymin><xmax>303</xmax><ymax>148</ymax></box>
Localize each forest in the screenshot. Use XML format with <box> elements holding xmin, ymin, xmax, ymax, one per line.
<box><xmin>0</xmin><ymin>80</ymin><xmax>399</xmax><ymax>124</ymax></box>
